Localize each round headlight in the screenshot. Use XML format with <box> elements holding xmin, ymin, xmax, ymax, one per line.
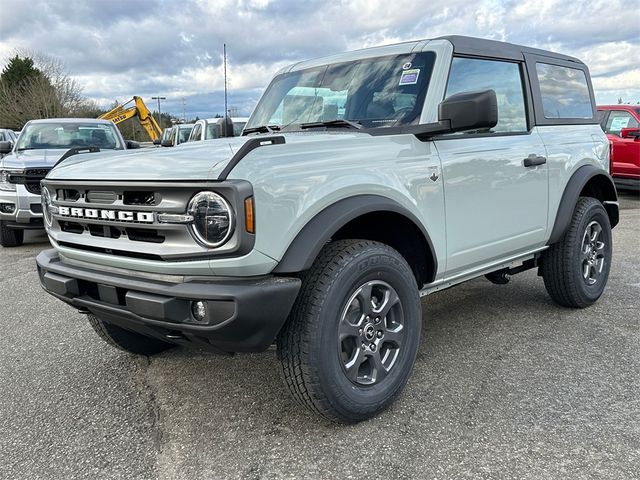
<box><xmin>187</xmin><ymin>191</ymin><xmax>233</xmax><ymax>247</ymax></box>
<box><xmin>41</xmin><ymin>186</ymin><xmax>52</xmax><ymax>227</ymax></box>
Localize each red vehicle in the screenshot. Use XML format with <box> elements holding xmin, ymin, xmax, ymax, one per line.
<box><xmin>597</xmin><ymin>105</ymin><xmax>640</xmax><ymax>190</ymax></box>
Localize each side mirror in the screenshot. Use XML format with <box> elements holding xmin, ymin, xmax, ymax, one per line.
<box><xmin>620</xmin><ymin>127</ymin><xmax>640</xmax><ymax>139</ymax></box>
<box><xmin>161</xmin><ymin>139</ymin><xmax>173</xmax><ymax>147</ymax></box>
<box><xmin>152</xmin><ymin>139</ymin><xmax>161</xmax><ymax>145</ymax></box>
<box><xmin>126</xmin><ymin>140</ymin><xmax>140</xmax><ymax>149</ymax></box>
<box><xmin>0</xmin><ymin>141</ymin><xmax>12</xmax><ymax>154</ymax></box>
<box><xmin>438</xmin><ymin>89</ymin><xmax>498</xmax><ymax>133</ymax></box>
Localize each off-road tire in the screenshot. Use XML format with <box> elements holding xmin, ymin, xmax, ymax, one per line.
<box><xmin>0</xmin><ymin>221</ymin><xmax>24</xmax><ymax>247</ymax></box>
<box><xmin>277</xmin><ymin>239</ymin><xmax>422</xmax><ymax>423</ymax></box>
<box><xmin>541</xmin><ymin>197</ymin><xmax>612</xmax><ymax>308</ymax></box>
<box><xmin>88</xmin><ymin>314</ymin><xmax>174</xmax><ymax>355</ymax></box>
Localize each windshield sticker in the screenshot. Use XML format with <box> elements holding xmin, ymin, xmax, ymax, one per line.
<box><xmin>610</xmin><ymin>116</ymin><xmax>631</xmax><ymax>131</ymax></box>
<box><xmin>402</xmin><ymin>62</ymin><xmax>412</xmax><ymax>70</ymax></box>
<box><xmin>399</xmin><ymin>68</ymin><xmax>420</xmax><ymax>85</ymax></box>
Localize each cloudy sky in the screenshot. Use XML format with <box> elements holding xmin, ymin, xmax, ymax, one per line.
<box><xmin>0</xmin><ymin>0</ymin><xmax>638</xmax><ymax>119</ymax></box>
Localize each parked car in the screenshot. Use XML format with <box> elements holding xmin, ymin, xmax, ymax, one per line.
<box><xmin>36</xmin><ymin>36</ymin><xmax>618</xmax><ymax>423</ymax></box>
<box><xmin>155</xmin><ymin>127</ymin><xmax>172</xmax><ymax>146</ymax></box>
<box><xmin>161</xmin><ymin>123</ymin><xmax>194</xmax><ymax>147</ymax></box>
<box><xmin>187</xmin><ymin>117</ymin><xmax>248</xmax><ymax>141</ymax></box>
<box><xmin>597</xmin><ymin>105</ymin><xmax>640</xmax><ymax>190</ymax></box>
<box><xmin>0</xmin><ymin>118</ymin><xmax>137</xmax><ymax>247</ymax></box>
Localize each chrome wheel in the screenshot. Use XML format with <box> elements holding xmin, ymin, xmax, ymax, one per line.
<box><xmin>338</xmin><ymin>280</ymin><xmax>404</xmax><ymax>386</ymax></box>
<box><xmin>581</xmin><ymin>220</ymin><xmax>606</xmax><ymax>286</ymax></box>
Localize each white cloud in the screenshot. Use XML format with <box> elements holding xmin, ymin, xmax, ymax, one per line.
<box><xmin>0</xmin><ymin>0</ymin><xmax>638</xmax><ymax>116</ymax></box>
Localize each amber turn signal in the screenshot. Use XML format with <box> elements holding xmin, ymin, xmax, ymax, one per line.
<box><xmin>244</xmin><ymin>197</ymin><xmax>255</xmax><ymax>233</ymax></box>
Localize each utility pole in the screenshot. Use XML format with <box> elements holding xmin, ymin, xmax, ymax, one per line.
<box><xmin>224</xmin><ymin>43</ymin><xmax>228</xmax><ymax>117</ymax></box>
<box><xmin>152</xmin><ymin>96</ymin><xmax>166</xmax><ymax>127</ymax></box>
<box><xmin>182</xmin><ymin>98</ymin><xmax>186</xmax><ymax>123</ymax></box>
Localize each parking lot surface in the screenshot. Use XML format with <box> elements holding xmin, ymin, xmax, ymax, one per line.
<box><xmin>1</xmin><ymin>192</ymin><xmax>638</xmax><ymax>480</ymax></box>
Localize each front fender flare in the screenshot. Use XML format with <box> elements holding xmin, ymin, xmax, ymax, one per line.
<box><xmin>272</xmin><ymin>194</ymin><xmax>437</xmax><ymax>280</ymax></box>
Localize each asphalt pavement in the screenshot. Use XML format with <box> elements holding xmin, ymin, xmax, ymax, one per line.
<box><xmin>1</xmin><ymin>191</ymin><xmax>638</xmax><ymax>480</ymax></box>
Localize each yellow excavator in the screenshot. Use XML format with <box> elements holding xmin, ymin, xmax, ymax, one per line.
<box><xmin>99</xmin><ymin>96</ymin><xmax>162</xmax><ymax>142</ymax></box>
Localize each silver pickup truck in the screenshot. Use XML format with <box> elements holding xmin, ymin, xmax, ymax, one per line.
<box><xmin>36</xmin><ymin>36</ymin><xmax>618</xmax><ymax>423</ymax></box>
<box><xmin>0</xmin><ymin>118</ymin><xmax>134</xmax><ymax>246</ymax></box>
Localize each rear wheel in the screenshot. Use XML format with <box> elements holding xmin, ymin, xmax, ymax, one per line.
<box><xmin>541</xmin><ymin>197</ymin><xmax>612</xmax><ymax>308</ymax></box>
<box><xmin>88</xmin><ymin>314</ymin><xmax>174</xmax><ymax>355</ymax></box>
<box><xmin>0</xmin><ymin>221</ymin><xmax>24</xmax><ymax>247</ymax></box>
<box><xmin>277</xmin><ymin>240</ymin><xmax>422</xmax><ymax>423</ymax></box>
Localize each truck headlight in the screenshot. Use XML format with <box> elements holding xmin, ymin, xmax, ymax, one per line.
<box><xmin>41</xmin><ymin>186</ymin><xmax>53</xmax><ymax>227</ymax></box>
<box><xmin>187</xmin><ymin>191</ymin><xmax>233</xmax><ymax>247</ymax></box>
<box><xmin>0</xmin><ymin>169</ymin><xmax>17</xmax><ymax>192</ymax></box>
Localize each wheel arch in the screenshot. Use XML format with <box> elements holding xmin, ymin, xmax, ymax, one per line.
<box><xmin>548</xmin><ymin>165</ymin><xmax>619</xmax><ymax>245</ymax></box>
<box><xmin>272</xmin><ymin>195</ymin><xmax>437</xmax><ymax>286</ymax></box>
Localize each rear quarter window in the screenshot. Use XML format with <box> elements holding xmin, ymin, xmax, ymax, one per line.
<box><xmin>536</xmin><ymin>63</ymin><xmax>593</xmax><ymax>119</ymax></box>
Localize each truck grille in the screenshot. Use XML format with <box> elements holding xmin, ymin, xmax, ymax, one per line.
<box><xmin>45</xmin><ymin>181</ymin><xmax>209</xmax><ymax>260</ymax></box>
<box><xmin>9</xmin><ymin>168</ymin><xmax>51</xmax><ymax>195</ymax></box>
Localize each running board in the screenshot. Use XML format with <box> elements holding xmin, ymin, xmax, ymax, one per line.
<box><xmin>419</xmin><ymin>248</ymin><xmax>546</xmax><ymax>297</ymax></box>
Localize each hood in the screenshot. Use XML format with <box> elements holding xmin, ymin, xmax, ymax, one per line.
<box><xmin>46</xmin><ymin>132</ymin><xmax>369</xmax><ymax>182</ymax></box>
<box><xmin>47</xmin><ymin>137</ymin><xmax>253</xmax><ymax>181</ymax></box>
<box><xmin>1</xmin><ymin>149</ymin><xmax>71</xmax><ymax>169</ymax></box>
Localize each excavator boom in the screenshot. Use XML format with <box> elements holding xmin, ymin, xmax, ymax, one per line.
<box><xmin>99</xmin><ymin>96</ymin><xmax>163</xmax><ymax>142</ymax></box>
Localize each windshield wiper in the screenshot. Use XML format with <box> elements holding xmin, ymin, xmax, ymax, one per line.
<box><xmin>242</xmin><ymin>124</ymin><xmax>281</xmax><ymax>135</ymax></box>
<box><xmin>298</xmin><ymin>119</ymin><xmax>363</xmax><ymax>130</ymax></box>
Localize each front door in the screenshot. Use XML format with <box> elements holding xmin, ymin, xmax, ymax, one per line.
<box><xmin>434</xmin><ymin>57</ymin><xmax>549</xmax><ymax>276</ymax></box>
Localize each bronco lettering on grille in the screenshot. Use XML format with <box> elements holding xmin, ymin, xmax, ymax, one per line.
<box><xmin>57</xmin><ymin>206</ymin><xmax>154</xmax><ymax>223</ymax></box>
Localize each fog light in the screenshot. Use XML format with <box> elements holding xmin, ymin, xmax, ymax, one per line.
<box><xmin>190</xmin><ymin>300</ymin><xmax>208</xmax><ymax>323</ymax></box>
<box><xmin>0</xmin><ymin>203</ymin><xmax>15</xmax><ymax>214</ymax></box>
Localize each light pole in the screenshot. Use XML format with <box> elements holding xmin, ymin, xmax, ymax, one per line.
<box><xmin>151</xmin><ymin>96</ymin><xmax>166</xmax><ymax>127</ymax></box>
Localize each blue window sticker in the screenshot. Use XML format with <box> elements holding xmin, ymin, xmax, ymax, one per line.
<box><xmin>399</xmin><ymin>68</ymin><xmax>420</xmax><ymax>85</ymax></box>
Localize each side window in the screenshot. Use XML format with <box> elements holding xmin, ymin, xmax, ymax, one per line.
<box><xmin>536</xmin><ymin>63</ymin><xmax>592</xmax><ymax>119</ymax></box>
<box><xmin>605</xmin><ymin>110</ymin><xmax>639</xmax><ymax>137</ymax></box>
<box><xmin>190</xmin><ymin>124</ymin><xmax>202</xmax><ymax>141</ymax></box>
<box><xmin>446</xmin><ymin>58</ymin><xmax>528</xmax><ymax>133</ymax></box>
<box><xmin>596</xmin><ymin>110</ymin><xmax>609</xmax><ymax>130</ymax></box>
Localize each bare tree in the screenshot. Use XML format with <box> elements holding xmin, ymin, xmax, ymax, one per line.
<box><xmin>0</xmin><ymin>50</ymin><xmax>97</xmax><ymax>128</ymax></box>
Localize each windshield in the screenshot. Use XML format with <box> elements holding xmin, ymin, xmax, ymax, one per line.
<box><xmin>177</xmin><ymin>125</ymin><xmax>193</xmax><ymax>144</ymax></box>
<box><xmin>246</xmin><ymin>52</ymin><xmax>436</xmax><ymax>131</ymax></box>
<box><xmin>205</xmin><ymin>122</ymin><xmax>221</xmax><ymax>140</ymax></box>
<box><xmin>16</xmin><ymin>122</ymin><xmax>124</xmax><ymax>151</ymax></box>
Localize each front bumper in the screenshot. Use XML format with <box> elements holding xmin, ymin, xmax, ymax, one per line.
<box><xmin>36</xmin><ymin>249</ymin><xmax>301</xmax><ymax>353</ymax></box>
<box><xmin>0</xmin><ymin>184</ymin><xmax>44</xmax><ymax>229</ymax></box>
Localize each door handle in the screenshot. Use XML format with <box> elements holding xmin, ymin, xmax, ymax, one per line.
<box><xmin>524</xmin><ymin>154</ymin><xmax>547</xmax><ymax>167</ymax></box>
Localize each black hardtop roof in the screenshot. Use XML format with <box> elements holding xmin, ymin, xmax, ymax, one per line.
<box><xmin>436</xmin><ymin>35</ymin><xmax>584</xmax><ymax>65</ymax></box>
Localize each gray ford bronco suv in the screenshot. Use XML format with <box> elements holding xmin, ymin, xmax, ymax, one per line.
<box><xmin>37</xmin><ymin>36</ymin><xmax>618</xmax><ymax>423</ymax></box>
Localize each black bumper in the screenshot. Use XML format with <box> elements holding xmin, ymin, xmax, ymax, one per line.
<box><xmin>36</xmin><ymin>249</ymin><xmax>301</xmax><ymax>353</ymax></box>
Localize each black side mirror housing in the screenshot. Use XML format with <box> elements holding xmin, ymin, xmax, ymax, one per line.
<box><xmin>438</xmin><ymin>89</ymin><xmax>498</xmax><ymax>132</ymax></box>
<box><xmin>126</xmin><ymin>140</ymin><xmax>140</xmax><ymax>149</ymax></box>
<box><xmin>0</xmin><ymin>141</ymin><xmax>13</xmax><ymax>154</ymax></box>
<box><xmin>161</xmin><ymin>139</ymin><xmax>173</xmax><ymax>147</ymax></box>
<box><xmin>221</xmin><ymin>116</ymin><xmax>234</xmax><ymax>137</ymax></box>
<box><xmin>367</xmin><ymin>89</ymin><xmax>498</xmax><ymax>140</ymax></box>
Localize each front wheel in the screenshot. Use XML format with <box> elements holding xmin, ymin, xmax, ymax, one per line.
<box><xmin>88</xmin><ymin>314</ymin><xmax>174</xmax><ymax>355</ymax></box>
<box><xmin>0</xmin><ymin>221</ymin><xmax>24</xmax><ymax>247</ymax></box>
<box><xmin>541</xmin><ymin>197</ymin><xmax>612</xmax><ymax>308</ymax></box>
<box><xmin>277</xmin><ymin>240</ymin><xmax>422</xmax><ymax>423</ymax></box>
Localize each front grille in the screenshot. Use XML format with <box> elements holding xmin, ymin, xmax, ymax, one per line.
<box><xmin>8</xmin><ymin>168</ymin><xmax>51</xmax><ymax>195</ymax></box>
<box><xmin>44</xmin><ymin>179</ymin><xmax>250</xmax><ymax>261</ymax></box>
<box><xmin>46</xmin><ymin>181</ymin><xmax>210</xmax><ymax>259</ymax></box>
<box><xmin>30</xmin><ymin>203</ymin><xmax>43</xmax><ymax>214</ymax></box>
<box><xmin>26</xmin><ymin>182</ymin><xmax>43</xmax><ymax>195</ymax></box>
